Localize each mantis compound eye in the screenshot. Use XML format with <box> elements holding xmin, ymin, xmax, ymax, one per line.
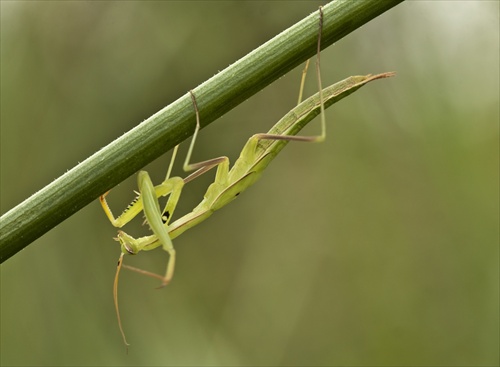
<box><xmin>116</xmin><ymin>231</ymin><xmax>138</xmax><ymax>255</ymax></box>
<box><xmin>123</xmin><ymin>244</ymin><xmax>135</xmax><ymax>255</ymax></box>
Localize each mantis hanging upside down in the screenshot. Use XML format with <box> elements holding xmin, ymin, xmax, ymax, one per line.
<box><xmin>99</xmin><ymin>7</ymin><xmax>395</xmax><ymax>347</ymax></box>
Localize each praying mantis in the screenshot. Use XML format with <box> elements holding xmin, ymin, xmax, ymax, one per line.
<box><xmin>99</xmin><ymin>6</ymin><xmax>395</xmax><ymax>347</ymax></box>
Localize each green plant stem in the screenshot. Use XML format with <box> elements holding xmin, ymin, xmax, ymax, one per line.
<box><xmin>0</xmin><ymin>0</ymin><xmax>404</xmax><ymax>263</ymax></box>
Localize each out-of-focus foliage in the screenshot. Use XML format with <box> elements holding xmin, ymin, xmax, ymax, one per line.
<box><xmin>1</xmin><ymin>1</ymin><xmax>498</xmax><ymax>366</ymax></box>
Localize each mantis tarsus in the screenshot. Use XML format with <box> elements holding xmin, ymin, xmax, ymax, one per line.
<box><xmin>99</xmin><ymin>6</ymin><xmax>395</xmax><ymax>348</ymax></box>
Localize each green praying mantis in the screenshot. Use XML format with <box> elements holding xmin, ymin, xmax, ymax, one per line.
<box><xmin>99</xmin><ymin>6</ymin><xmax>395</xmax><ymax>347</ymax></box>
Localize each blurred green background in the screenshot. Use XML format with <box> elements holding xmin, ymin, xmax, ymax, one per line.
<box><xmin>1</xmin><ymin>1</ymin><xmax>498</xmax><ymax>365</ymax></box>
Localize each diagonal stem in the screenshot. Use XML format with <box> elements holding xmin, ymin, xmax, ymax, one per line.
<box><xmin>0</xmin><ymin>0</ymin><xmax>404</xmax><ymax>263</ymax></box>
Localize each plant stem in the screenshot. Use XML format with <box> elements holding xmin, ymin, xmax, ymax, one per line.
<box><xmin>0</xmin><ymin>0</ymin><xmax>404</xmax><ymax>263</ymax></box>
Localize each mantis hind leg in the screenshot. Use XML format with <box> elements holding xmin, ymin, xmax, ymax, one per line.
<box><xmin>260</xmin><ymin>5</ymin><xmax>325</xmax><ymax>145</ymax></box>
<box><xmin>183</xmin><ymin>7</ymin><xmax>325</xmax><ymax>184</ymax></box>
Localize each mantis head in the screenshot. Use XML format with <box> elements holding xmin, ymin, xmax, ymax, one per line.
<box><xmin>115</xmin><ymin>230</ymin><xmax>140</xmax><ymax>255</ymax></box>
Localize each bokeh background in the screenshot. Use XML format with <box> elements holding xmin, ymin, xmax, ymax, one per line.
<box><xmin>1</xmin><ymin>1</ymin><xmax>498</xmax><ymax>365</ymax></box>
